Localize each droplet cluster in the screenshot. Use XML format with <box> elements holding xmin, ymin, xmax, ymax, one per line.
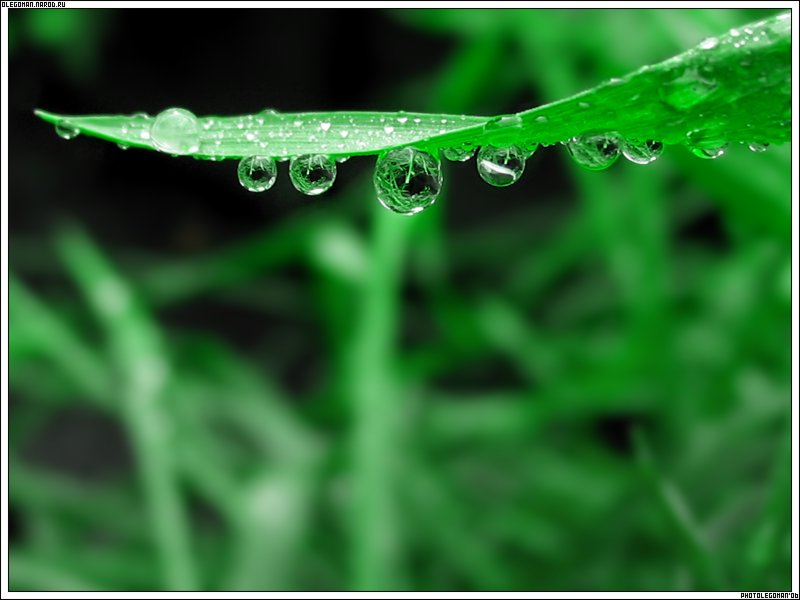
<box><xmin>51</xmin><ymin>103</ymin><xmax>777</xmax><ymax>216</ymax></box>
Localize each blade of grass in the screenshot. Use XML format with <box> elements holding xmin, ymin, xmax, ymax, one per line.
<box><xmin>34</xmin><ymin>12</ymin><xmax>789</xmax><ymax>160</ymax></box>
<box><xmin>632</xmin><ymin>429</ymin><xmax>726</xmax><ymax>590</ymax></box>
<box><xmin>54</xmin><ymin>227</ymin><xmax>197</xmax><ymax>590</ymax></box>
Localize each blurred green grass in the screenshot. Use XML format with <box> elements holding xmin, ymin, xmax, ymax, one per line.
<box><xmin>8</xmin><ymin>8</ymin><xmax>791</xmax><ymax>592</ymax></box>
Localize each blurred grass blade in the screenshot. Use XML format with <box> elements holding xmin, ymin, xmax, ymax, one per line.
<box><xmin>54</xmin><ymin>227</ymin><xmax>197</xmax><ymax>591</ymax></box>
<box><xmin>34</xmin><ymin>12</ymin><xmax>789</xmax><ymax>160</ymax></box>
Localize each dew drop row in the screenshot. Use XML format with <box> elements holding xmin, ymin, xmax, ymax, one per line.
<box><xmin>53</xmin><ymin>107</ymin><xmax>774</xmax><ymax>216</ymax></box>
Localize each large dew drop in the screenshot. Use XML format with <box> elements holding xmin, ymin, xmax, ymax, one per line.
<box><xmin>151</xmin><ymin>108</ymin><xmax>200</xmax><ymax>155</ymax></box>
<box><xmin>565</xmin><ymin>134</ymin><xmax>620</xmax><ymax>170</ymax></box>
<box><xmin>289</xmin><ymin>154</ymin><xmax>337</xmax><ymax>196</ymax></box>
<box><xmin>238</xmin><ymin>156</ymin><xmax>277</xmax><ymax>192</ymax></box>
<box><xmin>689</xmin><ymin>144</ymin><xmax>727</xmax><ymax>159</ymax></box>
<box><xmin>477</xmin><ymin>145</ymin><xmax>526</xmax><ymax>187</ymax></box>
<box><xmin>620</xmin><ymin>139</ymin><xmax>663</xmax><ymax>165</ymax></box>
<box><xmin>373</xmin><ymin>147</ymin><xmax>442</xmax><ymax>215</ymax></box>
<box><xmin>55</xmin><ymin>120</ymin><xmax>79</xmax><ymax>140</ymax></box>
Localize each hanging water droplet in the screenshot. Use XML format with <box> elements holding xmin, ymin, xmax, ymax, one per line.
<box><xmin>336</xmin><ymin>156</ymin><xmax>350</xmax><ymax>163</ymax></box>
<box><xmin>520</xmin><ymin>140</ymin><xmax>539</xmax><ymax>158</ymax></box>
<box><xmin>55</xmin><ymin>120</ymin><xmax>79</xmax><ymax>140</ymax></box>
<box><xmin>565</xmin><ymin>134</ymin><xmax>620</xmax><ymax>170</ymax></box>
<box><xmin>620</xmin><ymin>139</ymin><xmax>663</xmax><ymax>165</ymax></box>
<box><xmin>477</xmin><ymin>145</ymin><xmax>526</xmax><ymax>187</ymax></box>
<box><xmin>237</xmin><ymin>156</ymin><xmax>277</xmax><ymax>192</ymax></box>
<box><xmin>689</xmin><ymin>144</ymin><xmax>727</xmax><ymax>159</ymax></box>
<box><xmin>117</xmin><ymin>143</ymin><xmax>129</xmax><ymax>151</ymax></box>
<box><xmin>150</xmin><ymin>108</ymin><xmax>200</xmax><ymax>155</ymax></box>
<box><xmin>373</xmin><ymin>147</ymin><xmax>442</xmax><ymax>215</ymax></box>
<box><xmin>442</xmin><ymin>143</ymin><xmax>476</xmax><ymax>162</ymax></box>
<box><xmin>748</xmin><ymin>142</ymin><xmax>769</xmax><ymax>153</ymax></box>
<box><xmin>289</xmin><ymin>154</ymin><xmax>337</xmax><ymax>196</ymax></box>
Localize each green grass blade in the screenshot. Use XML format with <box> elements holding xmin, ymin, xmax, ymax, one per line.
<box><xmin>34</xmin><ymin>12</ymin><xmax>789</xmax><ymax>160</ymax></box>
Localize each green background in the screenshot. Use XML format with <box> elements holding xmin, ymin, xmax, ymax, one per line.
<box><xmin>7</xmin><ymin>8</ymin><xmax>792</xmax><ymax>591</ymax></box>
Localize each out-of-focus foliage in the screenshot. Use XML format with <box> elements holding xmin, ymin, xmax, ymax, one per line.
<box><xmin>8</xmin><ymin>8</ymin><xmax>791</xmax><ymax>592</ymax></box>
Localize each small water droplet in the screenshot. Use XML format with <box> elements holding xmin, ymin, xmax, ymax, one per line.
<box><xmin>442</xmin><ymin>143</ymin><xmax>476</xmax><ymax>162</ymax></box>
<box><xmin>700</xmin><ymin>37</ymin><xmax>719</xmax><ymax>50</ymax></box>
<box><xmin>320</xmin><ymin>122</ymin><xmax>331</xmax><ymax>132</ymax></box>
<box><xmin>117</xmin><ymin>143</ymin><xmax>129</xmax><ymax>151</ymax></box>
<box><xmin>565</xmin><ymin>134</ymin><xmax>620</xmax><ymax>170</ymax></box>
<box><xmin>384</xmin><ymin>126</ymin><xmax>395</xmax><ymax>134</ymax></box>
<box><xmin>660</xmin><ymin>66</ymin><xmax>719</xmax><ymax>110</ymax></box>
<box><xmin>245</xmin><ymin>132</ymin><xmax>256</xmax><ymax>141</ymax></box>
<box><xmin>150</xmin><ymin>108</ymin><xmax>200</xmax><ymax>155</ymax></box>
<box><xmin>339</xmin><ymin>130</ymin><xmax>349</xmax><ymax>138</ymax></box>
<box><xmin>336</xmin><ymin>156</ymin><xmax>350</xmax><ymax>163</ymax></box>
<box><xmin>578</xmin><ymin>101</ymin><xmax>591</xmax><ymax>109</ymax></box>
<box><xmin>730</xmin><ymin>28</ymin><xmax>741</xmax><ymax>37</ymax></box>
<box><xmin>260</xmin><ymin>108</ymin><xmax>279</xmax><ymax>116</ymax></box>
<box><xmin>535</xmin><ymin>115</ymin><xmax>548</xmax><ymax>123</ymax></box>
<box><xmin>484</xmin><ymin>114</ymin><xmax>523</xmax><ymax>132</ymax></box>
<box><xmin>689</xmin><ymin>144</ymin><xmax>727</xmax><ymax>159</ymax></box>
<box><xmin>289</xmin><ymin>154</ymin><xmax>337</xmax><ymax>196</ymax></box>
<box><xmin>55</xmin><ymin>120</ymin><xmax>79</xmax><ymax>140</ymax></box>
<box><xmin>373</xmin><ymin>147</ymin><xmax>442</xmax><ymax>215</ymax></box>
<box><xmin>748</xmin><ymin>142</ymin><xmax>769</xmax><ymax>153</ymax></box>
<box><xmin>477</xmin><ymin>145</ymin><xmax>526</xmax><ymax>187</ymax></box>
<box><xmin>397</xmin><ymin>117</ymin><xmax>408</xmax><ymax>124</ymax></box>
<box><xmin>237</xmin><ymin>156</ymin><xmax>277</xmax><ymax>192</ymax></box>
<box><xmin>620</xmin><ymin>139</ymin><xmax>663</xmax><ymax>165</ymax></box>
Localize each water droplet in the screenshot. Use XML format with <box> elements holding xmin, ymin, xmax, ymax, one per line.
<box><xmin>565</xmin><ymin>134</ymin><xmax>620</xmax><ymax>170</ymax></box>
<box><xmin>442</xmin><ymin>143</ymin><xmax>476</xmax><ymax>162</ymax></box>
<box><xmin>578</xmin><ymin>101</ymin><xmax>591</xmax><ymax>109</ymax></box>
<box><xmin>689</xmin><ymin>144</ymin><xmax>727</xmax><ymax>159</ymax></box>
<box><xmin>55</xmin><ymin>120</ymin><xmax>79</xmax><ymax>140</ymax></box>
<box><xmin>237</xmin><ymin>155</ymin><xmax>277</xmax><ymax>192</ymax></box>
<box><xmin>373</xmin><ymin>147</ymin><xmax>442</xmax><ymax>215</ymax></box>
<box><xmin>483</xmin><ymin>116</ymin><xmax>524</xmax><ymax>145</ymax></box>
<box><xmin>700</xmin><ymin>37</ymin><xmax>719</xmax><ymax>49</ymax></box>
<box><xmin>484</xmin><ymin>114</ymin><xmax>523</xmax><ymax>132</ymax></box>
<box><xmin>620</xmin><ymin>139</ymin><xmax>663</xmax><ymax>164</ymax></box>
<box><xmin>477</xmin><ymin>145</ymin><xmax>526</xmax><ymax>187</ymax></box>
<box><xmin>730</xmin><ymin>28</ymin><xmax>741</xmax><ymax>37</ymax></box>
<box><xmin>384</xmin><ymin>125</ymin><xmax>395</xmax><ymax>134</ymax></box>
<box><xmin>535</xmin><ymin>115</ymin><xmax>548</xmax><ymax>123</ymax></box>
<box><xmin>117</xmin><ymin>143</ymin><xmax>129</xmax><ymax>151</ymax></box>
<box><xmin>397</xmin><ymin>117</ymin><xmax>408</xmax><ymax>124</ymax></box>
<box><xmin>339</xmin><ymin>130</ymin><xmax>349</xmax><ymax>138</ymax></box>
<box><xmin>289</xmin><ymin>154</ymin><xmax>337</xmax><ymax>196</ymax></box>
<box><xmin>520</xmin><ymin>140</ymin><xmax>539</xmax><ymax>158</ymax></box>
<box><xmin>336</xmin><ymin>156</ymin><xmax>350</xmax><ymax>163</ymax></box>
<box><xmin>748</xmin><ymin>142</ymin><xmax>769</xmax><ymax>153</ymax></box>
<box><xmin>660</xmin><ymin>67</ymin><xmax>718</xmax><ymax>110</ymax></box>
<box><xmin>150</xmin><ymin>108</ymin><xmax>200</xmax><ymax>155</ymax></box>
<box><xmin>320</xmin><ymin>122</ymin><xmax>331</xmax><ymax>132</ymax></box>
